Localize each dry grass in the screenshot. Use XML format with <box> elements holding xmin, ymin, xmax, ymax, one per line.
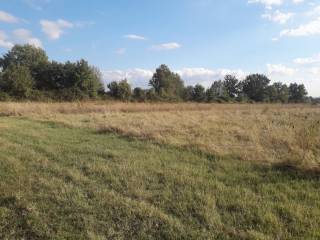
<box><xmin>0</xmin><ymin>101</ymin><xmax>211</xmax><ymax>115</ymax></box>
<box><xmin>1</xmin><ymin>101</ymin><xmax>319</xmax><ymax>170</ymax></box>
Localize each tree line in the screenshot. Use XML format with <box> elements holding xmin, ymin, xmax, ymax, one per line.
<box><xmin>109</xmin><ymin>64</ymin><xmax>310</xmax><ymax>103</ymax></box>
<box><xmin>0</xmin><ymin>44</ymin><xmax>314</xmax><ymax>103</ymax></box>
<box><xmin>0</xmin><ymin>45</ymin><xmax>104</xmax><ymax>101</ymax></box>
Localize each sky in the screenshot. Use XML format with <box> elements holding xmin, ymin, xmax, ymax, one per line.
<box><xmin>0</xmin><ymin>0</ymin><xmax>320</xmax><ymax>96</ymax></box>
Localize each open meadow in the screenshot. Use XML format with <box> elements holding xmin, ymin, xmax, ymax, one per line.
<box><xmin>1</xmin><ymin>102</ymin><xmax>319</xmax><ymax>170</ymax></box>
<box><xmin>0</xmin><ymin>102</ymin><xmax>319</xmax><ymax>239</ymax></box>
<box><xmin>2</xmin><ymin>0</ymin><xmax>320</xmax><ymax>238</ymax></box>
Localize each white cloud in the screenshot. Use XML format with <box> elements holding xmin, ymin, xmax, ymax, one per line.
<box><xmin>0</xmin><ymin>10</ymin><xmax>19</xmax><ymax>23</ymax></box>
<box><xmin>306</xmin><ymin>4</ymin><xmax>320</xmax><ymax>16</ymax></box>
<box><xmin>177</xmin><ymin>68</ymin><xmax>248</xmax><ymax>87</ymax></box>
<box><xmin>13</xmin><ymin>28</ymin><xmax>43</xmax><ymax>48</ymax></box>
<box><xmin>0</xmin><ymin>30</ymin><xmax>14</xmax><ymax>49</ymax></box>
<box><xmin>266</xmin><ymin>64</ymin><xmax>296</xmax><ymax>76</ymax></box>
<box><xmin>124</xmin><ymin>34</ymin><xmax>146</xmax><ymax>40</ymax></box>
<box><xmin>293</xmin><ymin>0</ymin><xmax>304</xmax><ymax>4</ymax></box>
<box><xmin>249</xmin><ymin>0</ymin><xmax>304</xmax><ymax>8</ymax></box>
<box><xmin>151</xmin><ymin>42</ymin><xmax>181</xmax><ymax>51</ymax></box>
<box><xmin>40</xmin><ymin>19</ymin><xmax>73</xmax><ymax>40</ymax></box>
<box><xmin>262</xmin><ymin>10</ymin><xmax>294</xmax><ymax>24</ymax></box>
<box><xmin>103</xmin><ymin>65</ymin><xmax>320</xmax><ymax>96</ymax></box>
<box><xmin>308</xmin><ymin>67</ymin><xmax>320</xmax><ymax>75</ymax></box>
<box><xmin>266</xmin><ymin>64</ymin><xmax>320</xmax><ymax>96</ymax></box>
<box><xmin>103</xmin><ymin>68</ymin><xmax>153</xmax><ymax>88</ymax></box>
<box><xmin>248</xmin><ymin>0</ymin><xmax>284</xmax><ymax>9</ymax></box>
<box><xmin>103</xmin><ymin>67</ymin><xmax>247</xmax><ymax>89</ymax></box>
<box><xmin>294</xmin><ymin>53</ymin><xmax>320</xmax><ymax>65</ymax></box>
<box><xmin>280</xmin><ymin>17</ymin><xmax>320</xmax><ymax>37</ymax></box>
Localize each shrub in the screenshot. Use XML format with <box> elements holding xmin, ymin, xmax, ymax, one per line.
<box><xmin>0</xmin><ymin>65</ymin><xmax>34</xmax><ymax>99</ymax></box>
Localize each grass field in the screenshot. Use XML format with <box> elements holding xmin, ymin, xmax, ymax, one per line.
<box><xmin>1</xmin><ymin>102</ymin><xmax>319</xmax><ymax>170</ymax></box>
<box><xmin>0</xmin><ymin>102</ymin><xmax>320</xmax><ymax>239</ymax></box>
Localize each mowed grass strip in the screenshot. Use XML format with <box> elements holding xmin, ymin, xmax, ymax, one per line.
<box><xmin>0</xmin><ymin>118</ymin><xmax>319</xmax><ymax>239</ymax></box>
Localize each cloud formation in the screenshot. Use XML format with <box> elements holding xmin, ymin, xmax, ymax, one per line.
<box><xmin>248</xmin><ymin>0</ymin><xmax>284</xmax><ymax>9</ymax></box>
<box><xmin>103</xmin><ymin>63</ymin><xmax>320</xmax><ymax>97</ymax></box>
<box><xmin>0</xmin><ymin>10</ymin><xmax>19</xmax><ymax>23</ymax></box>
<box><xmin>13</xmin><ymin>28</ymin><xmax>43</xmax><ymax>48</ymax></box>
<box><xmin>40</xmin><ymin>19</ymin><xmax>74</xmax><ymax>40</ymax></box>
<box><xmin>280</xmin><ymin>17</ymin><xmax>320</xmax><ymax>37</ymax></box>
<box><xmin>124</xmin><ymin>34</ymin><xmax>146</xmax><ymax>40</ymax></box>
<box><xmin>266</xmin><ymin>55</ymin><xmax>320</xmax><ymax>96</ymax></box>
<box><xmin>151</xmin><ymin>42</ymin><xmax>181</xmax><ymax>51</ymax></box>
<box><xmin>0</xmin><ymin>31</ymin><xmax>14</xmax><ymax>49</ymax></box>
<box><xmin>102</xmin><ymin>67</ymin><xmax>248</xmax><ymax>89</ymax></box>
<box><xmin>262</xmin><ymin>10</ymin><xmax>294</xmax><ymax>24</ymax></box>
<box><xmin>294</xmin><ymin>53</ymin><xmax>320</xmax><ymax>65</ymax></box>
<box><xmin>266</xmin><ymin>64</ymin><xmax>296</xmax><ymax>76</ymax></box>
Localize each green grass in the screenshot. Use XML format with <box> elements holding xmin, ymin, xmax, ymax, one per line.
<box><xmin>0</xmin><ymin>117</ymin><xmax>319</xmax><ymax>239</ymax></box>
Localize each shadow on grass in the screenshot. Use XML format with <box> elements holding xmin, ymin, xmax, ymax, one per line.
<box><xmin>271</xmin><ymin>163</ymin><xmax>320</xmax><ymax>180</ymax></box>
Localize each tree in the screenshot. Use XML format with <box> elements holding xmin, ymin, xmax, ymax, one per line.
<box><xmin>183</xmin><ymin>86</ymin><xmax>195</xmax><ymax>101</ymax></box>
<box><xmin>33</xmin><ymin>61</ymin><xmax>66</xmax><ymax>91</ymax></box>
<box><xmin>266</xmin><ymin>82</ymin><xmax>289</xmax><ymax>103</ymax></box>
<box><xmin>289</xmin><ymin>83</ymin><xmax>308</xmax><ymax>103</ymax></box>
<box><xmin>206</xmin><ymin>80</ymin><xmax>228</xmax><ymax>102</ymax></box>
<box><xmin>0</xmin><ymin>44</ymin><xmax>48</xmax><ymax>72</ymax></box>
<box><xmin>223</xmin><ymin>75</ymin><xmax>240</xmax><ymax>98</ymax></box>
<box><xmin>149</xmin><ymin>64</ymin><xmax>184</xmax><ymax>99</ymax></box>
<box><xmin>107</xmin><ymin>79</ymin><xmax>132</xmax><ymax>101</ymax></box>
<box><xmin>193</xmin><ymin>84</ymin><xmax>206</xmax><ymax>102</ymax></box>
<box><xmin>133</xmin><ymin>87</ymin><xmax>147</xmax><ymax>102</ymax></box>
<box><xmin>242</xmin><ymin>74</ymin><xmax>271</xmax><ymax>102</ymax></box>
<box><xmin>0</xmin><ymin>65</ymin><xmax>34</xmax><ymax>99</ymax></box>
<box><xmin>74</xmin><ymin>60</ymin><xmax>104</xmax><ymax>98</ymax></box>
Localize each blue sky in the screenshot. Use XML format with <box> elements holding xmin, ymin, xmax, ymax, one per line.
<box><xmin>0</xmin><ymin>0</ymin><xmax>320</xmax><ymax>96</ymax></box>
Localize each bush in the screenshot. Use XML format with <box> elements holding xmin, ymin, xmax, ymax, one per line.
<box><xmin>107</xmin><ymin>79</ymin><xmax>132</xmax><ymax>101</ymax></box>
<box><xmin>133</xmin><ymin>88</ymin><xmax>147</xmax><ymax>102</ymax></box>
<box><xmin>28</xmin><ymin>90</ymin><xmax>54</xmax><ymax>102</ymax></box>
<box><xmin>0</xmin><ymin>65</ymin><xmax>34</xmax><ymax>99</ymax></box>
<box><xmin>0</xmin><ymin>92</ymin><xmax>11</xmax><ymax>101</ymax></box>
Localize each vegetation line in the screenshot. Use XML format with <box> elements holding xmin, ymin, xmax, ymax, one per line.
<box><xmin>1</xmin><ymin>45</ymin><xmax>319</xmax><ymax>103</ymax></box>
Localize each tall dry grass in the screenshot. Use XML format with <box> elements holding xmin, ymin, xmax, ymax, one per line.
<box><xmin>0</xmin><ymin>101</ymin><xmax>212</xmax><ymax>115</ymax></box>
<box><xmin>1</xmin><ymin>101</ymin><xmax>319</xmax><ymax>170</ymax></box>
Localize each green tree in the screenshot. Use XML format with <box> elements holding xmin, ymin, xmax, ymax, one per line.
<box><xmin>0</xmin><ymin>44</ymin><xmax>48</xmax><ymax>72</ymax></box>
<box><xmin>266</xmin><ymin>82</ymin><xmax>289</xmax><ymax>103</ymax></box>
<box><xmin>289</xmin><ymin>83</ymin><xmax>308</xmax><ymax>103</ymax></box>
<box><xmin>149</xmin><ymin>64</ymin><xmax>184</xmax><ymax>100</ymax></box>
<box><xmin>223</xmin><ymin>75</ymin><xmax>240</xmax><ymax>98</ymax></box>
<box><xmin>0</xmin><ymin>65</ymin><xmax>34</xmax><ymax>99</ymax></box>
<box><xmin>146</xmin><ymin>89</ymin><xmax>158</xmax><ymax>101</ymax></box>
<box><xmin>74</xmin><ymin>60</ymin><xmax>104</xmax><ymax>98</ymax></box>
<box><xmin>193</xmin><ymin>84</ymin><xmax>206</xmax><ymax>102</ymax></box>
<box><xmin>242</xmin><ymin>74</ymin><xmax>271</xmax><ymax>102</ymax></box>
<box><xmin>183</xmin><ymin>86</ymin><xmax>195</xmax><ymax>101</ymax></box>
<box><xmin>206</xmin><ymin>80</ymin><xmax>228</xmax><ymax>102</ymax></box>
<box><xmin>107</xmin><ymin>79</ymin><xmax>132</xmax><ymax>101</ymax></box>
<box><xmin>133</xmin><ymin>87</ymin><xmax>147</xmax><ymax>102</ymax></box>
<box><xmin>34</xmin><ymin>61</ymin><xmax>66</xmax><ymax>91</ymax></box>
